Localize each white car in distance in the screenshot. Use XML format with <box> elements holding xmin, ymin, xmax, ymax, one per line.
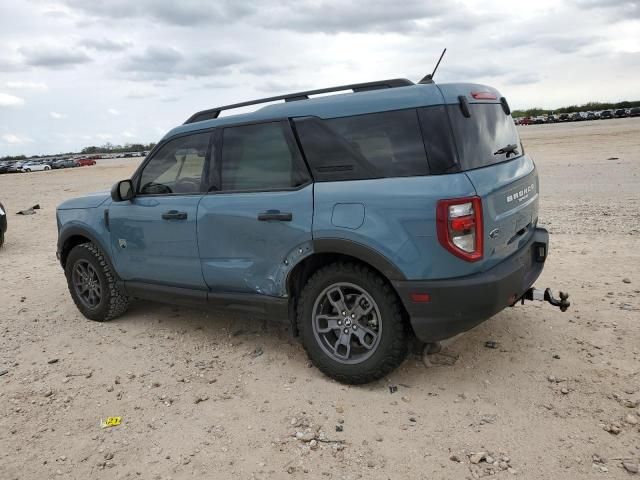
<box><xmin>21</xmin><ymin>162</ymin><xmax>51</xmax><ymax>172</ymax></box>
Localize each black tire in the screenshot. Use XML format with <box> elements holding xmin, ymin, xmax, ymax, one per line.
<box><xmin>297</xmin><ymin>262</ymin><xmax>408</xmax><ymax>384</ymax></box>
<box><xmin>65</xmin><ymin>242</ymin><xmax>129</xmax><ymax>321</ymax></box>
<box><xmin>0</xmin><ymin>230</ymin><xmax>4</xmax><ymax>249</ymax></box>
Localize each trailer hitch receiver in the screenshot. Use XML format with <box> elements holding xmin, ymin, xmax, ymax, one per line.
<box><xmin>521</xmin><ymin>288</ymin><xmax>570</xmax><ymax>312</ymax></box>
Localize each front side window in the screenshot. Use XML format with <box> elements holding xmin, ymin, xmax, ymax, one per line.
<box><xmin>138</xmin><ymin>132</ymin><xmax>210</xmax><ymax>195</ymax></box>
<box><xmin>215</xmin><ymin>122</ymin><xmax>308</xmax><ymax>192</ymax></box>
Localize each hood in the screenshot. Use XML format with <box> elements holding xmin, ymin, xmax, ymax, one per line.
<box><xmin>57</xmin><ymin>190</ymin><xmax>111</xmax><ymax>210</ymax></box>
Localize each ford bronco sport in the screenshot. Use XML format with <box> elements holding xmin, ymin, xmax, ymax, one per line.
<box><xmin>57</xmin><ymin>77</ymin><xmax>569</xmax><ymax>384</ymax></box>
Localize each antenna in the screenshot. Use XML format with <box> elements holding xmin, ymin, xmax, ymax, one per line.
<box><xmin>418</xmin><ymin>48</ymin><xmax>447</xmax><ymax>84</ymax></box>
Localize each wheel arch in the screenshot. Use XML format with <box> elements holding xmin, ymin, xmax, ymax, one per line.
<box><xmin>286</xmin><ymin>239</ymin><xmax>408</xmax><ymax>336</ymax></box>
<box><xmin>58</xmin><ymin>225</ymin><xmax>116</xmax><ymax>274</ymax></box>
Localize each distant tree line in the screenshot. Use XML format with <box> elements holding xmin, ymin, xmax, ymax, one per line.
<box><xmin>512</xmin><ymin>100</ymin><xmax>640</xmax><ymax>118</ymax></box>
<box><xmin>80</xmin><ymin>142</ymin><xmax>156</xmax><ymax>154</ymax></box>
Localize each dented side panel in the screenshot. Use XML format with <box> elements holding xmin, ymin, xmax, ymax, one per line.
<box><xmin>196</xmin><ymin>185</ymin><xmax>314</xmax><ymax>297</ymax></box>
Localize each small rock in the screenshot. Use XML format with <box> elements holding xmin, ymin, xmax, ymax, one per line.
<box><xmin>624</xmin><ymin>414</ymin><xmax>638</xmax><ymax>425</ymax></box>
<box><xmin>561</xmin><ymin>387</ymin><xmax>569</xmax><ymax>395</ymax></box>
<box><xmin>0</xmin><ymin>369</ymin><xmax>8</xmax><ymax>376</ymax></box>
<box><xmin>335</xmin><ymin>425</ymin><xmax>343</xmax><ymax>432</ymax></box>
<box><xmin>485</xmin><ymin>455</ymin><xmax>495</xmax><ymax>464</ymax></box>
<box><xmin>250</xmin><ymin>346</ymin><xmax>264</xmax><ymax>358</ymax></box>
<box><xmin>106</xmin><ymin>386</ymin><xmax>114</xmax><ymax>392</ymax></box>
<box><xmin>450</xmin><ymin>454</ymin><xmax>462</xmax><ymax>463</ymax></box>
<box><xmin>43</xmin><ymin>389</ymin><xmax>53</xmax><ymax>397</ymax></box>
<box><xmin>388</xmin><ymin>385</ymin><xmax>398</xmax><ymax>394</ymax></box>
<box><xmin>47</xmin><ymin>358</ymin><xmax>59</xmax><ymax>364</ymax></box>
<box><xmin>375</xmin><ymin>435</ymin><xmax>383</xmax><ymax>442</ymax></box>
<box><xmin>552</xmin><ymin>354</ymin><xmax>560</xmax><ymax>359</ymax></box>
<box><xmin>604</xmin><ymin>424</ymin><xmax>621</xmax><ymax>435</ymax></box>
<box><xmin>484</xmin><ymin>340</ymin><xmax>498</xmax><ymax>349</ymax></box>
<box><xmin>622</xmin><ymin>461</ymin><xmax>639</xmax><ymax>474</ymax></box>
<box><xmin>469</xmin><ymin>452</ymin><xmax>485</xmax><ymax>464</ymax></box>
<box><xmin>290</xmin><ymin>417</ymin><xmax>298</xmax><ymax>426</ymax></box>
<box><xmin>194</xmin><ymin>395</ymin><xmax>209</xmax><ymax>404</ymax></box>
<box><xmin>104</xmin><ymin>452</ymin><xmax>114</xmax><ymax>460</ymax></box>
<box><xmin>622</xmin><ymin>278</ymin><xmax>631</xmax><ymax>284</ymax></box>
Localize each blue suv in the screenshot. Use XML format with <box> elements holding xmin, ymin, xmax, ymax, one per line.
<box><xmin>56</xmin><ymin>77</ymin><xmax>567</xmax><ymax>384</ymax></box>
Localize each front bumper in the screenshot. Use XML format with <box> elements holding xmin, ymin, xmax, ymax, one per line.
<box><xmin>393</xmin><ymin>227</ymin><xmax>549</xmax><ymax>342</ymax></box>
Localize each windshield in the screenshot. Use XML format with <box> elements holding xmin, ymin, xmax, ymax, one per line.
<box><xmin>447</xmin><ymin>103</ymin><xmax>522</xmax><ymax>171</ymax></box>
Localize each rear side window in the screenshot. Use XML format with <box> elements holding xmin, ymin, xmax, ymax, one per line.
<box><xmin>216</xmin><ymin>122</ymin><xmax>309</xmax><ymax>192</ymax></box>
<box><xmin>294</xmin><ymin>110</ymin><xmax>429</xmax><ymax>181</ymax></box>
<box><xmin>447</xmin><ymin>103</ymin><xmax>522</xmax><ymax>170</ymax></box>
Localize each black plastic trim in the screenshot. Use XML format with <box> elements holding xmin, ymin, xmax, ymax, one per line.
<box><xmin>184</xmin><ymin>78</ymin><xmax>415</xmax><ymax>124</ymax></box>
<box><xmin>393</xmin><ymin>227</ymin><xmax>549</xmax><ymax>342</ymax></box>
<box><xmin>312</xmin><ymin>238</ymin><xmax>406</xmax><ymax>281</ymax></box>
<box><xmin>57</xmin><ymin>225</ymin><xmax>115</xmax><ymax>272</ymax></box>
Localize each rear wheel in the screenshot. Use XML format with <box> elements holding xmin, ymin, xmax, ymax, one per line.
<box><xmin>297</xmin><ymin>262</ymin><xmax>408</xmax><ymax>384</ymax></box>
<box><xmin>65</xmin><ymin>242</ymin><xmax>129</xmax><ymax>321</ymax></box>
<box><xmin>44</xmin><ymin>166</ymin><xmax>50</xmax><ymax>170</ymax></box>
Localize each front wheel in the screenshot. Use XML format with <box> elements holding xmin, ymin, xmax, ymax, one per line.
<box><xmin>297</xmin><ymin>263</ymin><xmax>408</xmax><ymax>384</ymax></box>
<box><xmin>44</xmin><ymin>166</ymin><xmax>50</xmax><ymax>170</ymax></box>
<box><xmin>65</xmin><ymin>242</ymin><xmax>130</xmax><ymax>321</ymax></box>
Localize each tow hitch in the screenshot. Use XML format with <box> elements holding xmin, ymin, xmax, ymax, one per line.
<box><xmin>521</xmin><ymin>288</ymin><xmax>570</xmax><ymax>312</ymax></box>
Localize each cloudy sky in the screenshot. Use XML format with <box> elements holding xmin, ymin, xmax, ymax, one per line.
<box><xmin>1</xmin><ymin>0</ymin><xmax>639</xmax><ymax>156</ymax></box>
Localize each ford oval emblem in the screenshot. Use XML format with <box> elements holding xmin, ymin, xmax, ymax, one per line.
<box><xmin>489</xmin><ymin>228</ymin><xmax>500</xmax><ymax>239</ymax></box>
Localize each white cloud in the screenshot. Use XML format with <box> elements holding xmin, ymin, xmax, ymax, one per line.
<box><xmin>50</xmin><ymin>111</ymin><xmax>67</xmax><ymax>119</ymax></box>
<box><xmin>2</xmin><ymin>133</ymin><xmax>33</xmax><ymax>144</ymax></box>
<box><xmin>96</xmin><ymin>133</ymin><xmax>113</xmax><ymax>140</ymax></box>
<box><xmin>0</xmin><ymin>92</ymin><xmax>25</xmax><ymax>107</ymax></box>
<box><xmin>6</xmin><ymin>81</ymin><xmax>48</xmax><ymax>90</ymax></box>
<box><xmin>122</xmin><ymin>130</ymin><xmax>136</xmax><ymax>138</ymax></box>
<box><xmin>107</xmin><ymin>108</ymin><xmax>120</xmax><ymax>115</ymax></box>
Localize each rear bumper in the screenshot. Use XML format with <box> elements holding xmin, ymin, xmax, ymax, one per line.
<box><xmin>393</xmin><ymin>227</ymin><xmax>548</xmax><ymax>342</ymax></box>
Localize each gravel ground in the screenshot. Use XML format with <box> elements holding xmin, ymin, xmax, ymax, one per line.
<box><xmin>1</xmin><ymin>118</ymin><xmax>639</xmax><ymax>479</ymax></box>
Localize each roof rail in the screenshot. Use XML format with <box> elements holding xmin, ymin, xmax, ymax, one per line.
<box><xmin>183</xmin><ymin>78</ymin><xmax>415</xmax><ymax>124</ymax></box>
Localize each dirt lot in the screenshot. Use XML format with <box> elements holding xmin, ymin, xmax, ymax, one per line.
<box><xmin>1</xmin><ymin>118</ymin><xmax>639</xmax><ymax>480</ymax></box>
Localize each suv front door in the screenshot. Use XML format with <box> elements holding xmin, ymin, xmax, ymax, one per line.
<box><xmin>197</xmin><ymin>120</ymin><xmax>313</xmax><ymax>297</ymax></box>
<box><xmin>108</xmin><ymin>132</ymin><xmax>211</xmax><ymax>289</ymax></box>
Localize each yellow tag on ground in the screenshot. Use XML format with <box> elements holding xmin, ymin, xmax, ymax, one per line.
<box><xmin>100</xmin><ymin>416</ymin><xmax>122</xmax><ymax>428</ymax></box>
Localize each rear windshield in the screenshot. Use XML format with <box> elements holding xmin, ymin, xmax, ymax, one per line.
<box><xmin>447</xmin><ymin>103</ymin><xmax>522</xmax><ymax>171</ymax></box>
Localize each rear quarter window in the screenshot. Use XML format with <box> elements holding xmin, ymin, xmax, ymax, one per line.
<box><xmin>447</xmin><ymin>103</ymin><xmax>522</xmax><ymax>171</ymax></box>
<box><xmin>294</xmin><ymin>109</ymin><xmax>429</xmax><ymax>181</ymax></box>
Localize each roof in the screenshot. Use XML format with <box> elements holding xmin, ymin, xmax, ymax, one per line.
<box><xmin>163</xmin><ymin>80</ymin><xmax>501</xmax><ymax>140</ymax></box>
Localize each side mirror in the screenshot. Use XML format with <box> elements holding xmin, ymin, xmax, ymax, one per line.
<box><xmin>111</xmin><ymin>179</ymin><xmax>134</xmax><ymax>202</ymax></box>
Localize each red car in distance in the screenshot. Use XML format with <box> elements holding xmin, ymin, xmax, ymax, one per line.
<box><xmin>76</xmin><ymin>158</ymin><xmax>97</xmax><ymax>167</ymax></box>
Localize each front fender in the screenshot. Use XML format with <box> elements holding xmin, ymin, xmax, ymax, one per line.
<box><xmin>56</xmin><ymin>211</ymin><xmax>113</xmax><ymax>272</ymax></box>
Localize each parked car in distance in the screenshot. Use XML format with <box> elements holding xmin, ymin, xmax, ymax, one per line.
<box><xmin>7</xmin><ymin>161</ymin><xmax>26</xmax><ymax>173</ymax></box>
<box><xmin>21</xmin><ymin>161</ymin><xmax>51</xmax><ymax>172</ymax></box>
<box><xmin>600</xmin><ymin>110</ymin><xmax>614</xmax><ymax>119</ymax></box>
<box><xmin>0</xmin><ymin>162</ymin><xmax>11</xmax><ymax>174</ymax></box>
<box><xmin>558</xmin><ymin>113</ymin><xmax>570</xmax><ymax>122</ymax></box>
<box><xmin>630</xmin><ymin>107</ymin><xmax>640</xmax><ymax>117</ymax></box>
<box><xmin>56</xmin><ymin>76</ymin><xmax>570</xmax><ymax>384</ymax></box>
<box><xmin>76</xmin><ymin>158</ymin><xmax>97</xmax><ymax>167</ymax></box>
<box><xmin>586</xmin><ymin>111</ymin><xmax>597</xmax><ymax>120</ymax></box>
<box><xmin>614</xmin><ymin>108</ymin><xmax>627</xmax><ymax>118</ymax></box>
<box><xmin>53</xmin><ymin>159</ymin><xmax>78</xmax><ymax>169</ymax></box>
<box><xmin>545</xmin><ymin>115</ymin><xmax>558</xmax><ymax>123</ymax></box>
<box><xmin>0</xmin><ymin>200</ymin><xmax>6</xmax><ymax>248</ymax></box>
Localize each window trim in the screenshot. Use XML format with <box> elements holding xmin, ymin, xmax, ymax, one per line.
<box><xmin>132</xmin><ymin>129</ymin><xmax>215</xmax><ymax>198</ymax></box>
<box><xmin>204</xmin><ymin>118</ymin><xmax>312</xmax><ymax>195</ymax></box>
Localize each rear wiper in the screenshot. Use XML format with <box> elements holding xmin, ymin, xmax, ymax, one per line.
<box><xmin>494</xmin><ymin>144</ymin><xmax>519</xmax><ymax>158</ymax></box>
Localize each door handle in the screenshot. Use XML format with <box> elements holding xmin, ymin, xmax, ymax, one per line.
<box><xmin>257</xmin><ymin>210</ymin><xmax>293</xmax><ymax>222</ymax></box>
<box><xmin>162</xmin><ymin>210</ymin><xmax>188</xmax><ymax>220</ymax></box>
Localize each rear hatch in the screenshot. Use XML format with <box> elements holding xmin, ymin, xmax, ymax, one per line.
<box><xmin>439</xmin><ymin>84</ymin><xmax>539</xmax><ymax>272</ymax></box>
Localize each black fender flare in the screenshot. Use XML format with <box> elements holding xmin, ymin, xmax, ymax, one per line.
<box><xmin>57</xmin><ymin>225</ymin><xmax>116</xmax><ymax>274</ymax></box>
<box><xmin>312</xmin><ymin>238</ymin><xmax>406</xmax><ymax>281</ymax></box>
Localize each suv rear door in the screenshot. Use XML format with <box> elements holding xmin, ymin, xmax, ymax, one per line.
<box><xmin>197</xmin><ymin>120</ymin><xmax>313</xmax><ymax>297</ymax></box>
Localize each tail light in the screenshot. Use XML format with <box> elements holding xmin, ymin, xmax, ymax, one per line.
<box><xmin>436</xmin><ymin>196</ymin><xmax>483</xmax><ymax>262</ymax></box>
